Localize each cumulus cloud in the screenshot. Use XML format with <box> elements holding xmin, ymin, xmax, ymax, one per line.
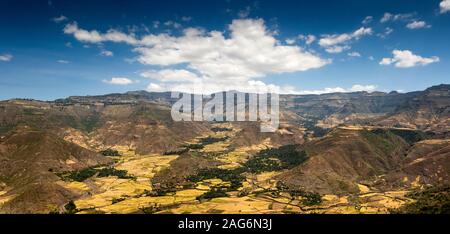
<box><xmin>140</xmin><ymin>69</ymin><xmax>202</xmax><ymax>83</ymax></box>
<box><xmin>65</xmin><ymin>19</ymin><xmax>329</xmax><ymax>94</ymax></box>
<box><xmin>406</xmin><ymin>21</ymin><xmax>431</xmax><ymax>29</ymax></box>
<box><xmin>319</xmin><ymin>27</ymin><xmax>372</xmax><ymax>53</ymax></box>
<box><xmin>103</xmin><ymin>77</ymin><xmax>135</xmax><ymax>85</ymax></box>
<box><xmin>64</xmin><ymin>22</ymin><xmax>139</xmax><ymax>44</ymax></box>
<box><xmin>0</xmin><ymin>54</ymin><xmax>13</xmax><ymax>62</ymax></box>
<box><xmin>380</xmin><ymin>50</ymin><xmax>439</xmax><ymax>68</ymax></box>
<box><xmin>440</xmin><ymin>0</ymin><xmax>450</xmax><ymax>13</ymax></box>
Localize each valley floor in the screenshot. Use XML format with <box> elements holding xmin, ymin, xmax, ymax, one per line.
<box><xmin>55</xmin><ymin>124</ymin><xmax>418</xmax><ymax>214</ymax></box>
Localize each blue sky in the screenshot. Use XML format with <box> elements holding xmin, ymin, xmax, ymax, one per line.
<box><xmin>0</xmin><ymin>0</ymin><xmax>449</xmax><ymax>100</ymax></box>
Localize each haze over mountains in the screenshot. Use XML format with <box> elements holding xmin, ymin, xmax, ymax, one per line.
<box><xmin>0</xmin><ymin>84</ymin><xmax>449</xmax><ymax>213</ymax></box>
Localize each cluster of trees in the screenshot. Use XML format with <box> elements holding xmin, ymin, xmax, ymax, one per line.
<box><xmin>163</xmin><ymin>148</ymin><xmax>189</xmax><ymax>155</ymax></box>
<box><xmin>200</xmin><ymin>136</ymin><xmax>229</xmax><ymax>145</ymax></box>
<box><xmin>64</xmin><ymin>200</ymin><xmax>78</xmax><ymax>214</ymax></box>
<box><xmin>243</xmin><ymin>145</ymin><xmax>308</xmax><ymax>173</ymax></box>
<box><xmin>187</xmin><ymin>168</ymin><xmax>245</xmax><ymax>191</ymax></box>
<box><xmin>164</xmin><ymin>136</ymin><xmax>230</xmax><ymax>155</ymax></box>
<box><xmin>111</xmin><ymin>197</ymin><xmax>126</xmax><ymax>204</ymax></box>
<box><xmin>211</xmin><ymin>127</ymin><xmax>232</xmax><ymax>132</ymax></box>
<box><xmin>97</xmin><ymin>167</ymin><xmax>135</xmax><ymax>179</ymax></box>
<box><xmin>196</xmin><ymin>187</ymin><xmax>229</xmax><ymax>201</ymax></box>
<box><xmin>392</xmin><ymin>186</ymin><xmax>450</xmax><ymax>214</ymax></box>
<box><xmin>100</xmin><ymin>149</ymin><xmax>121</xmax><ymax>156</ymax></box>
<box><xmin>58</xmin><ymin>167</ymin><xmax>134</xmax><ymax>182</ymax></box>
<box><xmin>140</xmin><ymin>204</ymin><xmax>162</xmax><ymax>214</ymax></box>
<box><xmin>58</xmin><ymin>167</ymin><xmax>98</xmax><ymax>182</ymax></box>
<box><xmin>276</xmin><ymin>182</ymin><xmax>322</xmax><ymax>206</ymax></box>
<box><xmin>389</xmin><ymin>129</ymin><xmax>427</xmax><ymax>144</ymax></box>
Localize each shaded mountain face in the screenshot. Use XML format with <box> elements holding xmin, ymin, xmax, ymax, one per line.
<box><xmin>275</xmin><ymin>129</ymin><xmax>411</xmax><ymax>195</ymax></box>
<box><xmin>282</xmin><ymin>84</ymin><xmax>449</xmax><ymax>133</ymax></box>
<box><xmin>376</xmin><ymin>85</ymin><xmax>450</xmax><ymax>132</ymax></box>
<box><xmin>0</xmin><ymin>84</ymin><xmax>448</xmax><ymax>213</ymax></box>
<box><xmin>0</xmin><ymin>99</ymin><xmax>211</xmax><ymax>154</ymax></box>
<box><xmin>0</xmin><ymin>128</ymin><xmax>111</xmax><ymax>213</ymax></box>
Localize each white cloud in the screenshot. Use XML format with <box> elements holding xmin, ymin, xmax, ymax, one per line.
<box><xmin>52</xmin><ymin>15</ymin><xmax>68</xmax><ymax>23</ymax></box>
<box><xmin>350</xmin><ymin>84</ymin><xmax>377</xmax><ymax>92</ymax></box>
<box><xmin>135</xmin><ymin>19</ymin><xmax>329</xmax><ymax>93</ymax></box>
<box><xmin>380</xmin><ymin>12</ymin><xmax>414</xmax><ymax>23</ymax></box>
<box><xmin>140</xmin><ymin>69</ymin><xmax>202</xmax><ymax>83</ymax></box>
<box><xmin>298</xmin><ymin>34</ymin><xmax>316</xmax><ymax>45</ymax></box>
<box><xmin>64</xmin><ymin>22</ymin><xmax>139</xmax><ymax>44</ymax></box>
<box><xmin>440</xmin><ymin>0</ymin><xmax>450</xmax><ymax>13</ymax></box>
<box><xmin>377</xmin><ymin>27</ymin><xmax>394</xmax><ymax>38</ymax></box>
<box><xmin>296</xmin><ymin>84</ymin><xmax>377</xmax><ymax>95</ymax></box>
<box><xmin>406</xmin><ymin>21</ymin><xmax>431</xmax><ymax>29</ymax></box>
<box><xmin>380</xmin><ymin>50</ymin><xmax>439</xmax><ymax>68</ymax></box>
<box><xmin>57</xmin><ymin>60</ymin><xmax>70</xmax><ymax>64</ymax></box>
<box><xmin>100</xmin><ymin>50</ymin><xmax>114</xmax><ymax>56</ymax></box>
<box><xmin>164</xmin><ymin>21</ymin><xmax>182</xmax><ymax>29</ymax></box>
<box><xmin>362</xmin><ymin>16</ymin><xmax>373</xmax><ymax>24</ymax></box>
<box><xmin>348</xmin><ymin>52</ymin><xmax>361</xmax><ymax>57</ymax></box>
<box><xmin>0</xmin><ymin>54</ymin><xmax>13</xmax><ymax>62</ymax></box>
<box><xmin>319</xmin><ymin>27</ymin><xmax>372</xmax><ymax>53</ymax></box>
<box><xmin>285</xmin><ymin>38</ymin><xmax>296</xmax><ymax>45</ymax></box>
<box><xmin>65</xmin><ymin>19</ymin><xmax>329</xmax><ymax>94</ymax></box>
<box><xmin>325</xmin><ymin>45</ymin><xmax>350</xmax><ymax>54</ymax></box>
<box><xmin>147</xmin><ymin>83</ymin><xmax>165</xmax><ymax>92</ymax></box>
<box><xmin>103</xmin><ymin>77</ymin><xmax>135</xmax><ymax>85</ymax></box>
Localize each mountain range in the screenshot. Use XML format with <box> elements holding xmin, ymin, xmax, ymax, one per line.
<box><xmin>0</xmin><ymin>84</ymin><xmax>448</xmax><ymax>214</ymax></box>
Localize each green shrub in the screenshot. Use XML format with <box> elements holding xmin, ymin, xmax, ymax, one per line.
<box><xmin>100</xmin><ymin>149</ymin><xmax>121</xmax><ymax>156</ymax></box>
<box><xmin>64</xmin><ymin>200</ymin><xmax>77</xmax><ymax>214</ymax></box>
<box><xmin>187</xmin><ymin>168</ymin><xmax>245</xmax><ymax>191</ymax></box>
<box><xmin>197</xmin><ymin>187</ymin><xmax>229</xmax><ymax>200</ymax></box>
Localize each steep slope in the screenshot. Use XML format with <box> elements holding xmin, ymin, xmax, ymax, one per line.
<box><xmin>378</xmin><ymin>139</ymin><xmax>450</xmax><ymax>189</ymax></box>
<box><xmin>377</xmin><ymin>84</ymin><xmax>450</xmax><ymax>132</ymax></box>
<box><xmin>0</xmin><ymin>127</ymin><xmax>111</xmax><ymax>213</ymax></box>
<box><xmin>276</xmin><ymin>128</ymin><xmax>410</xmax><ymax>194</ymax></box>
